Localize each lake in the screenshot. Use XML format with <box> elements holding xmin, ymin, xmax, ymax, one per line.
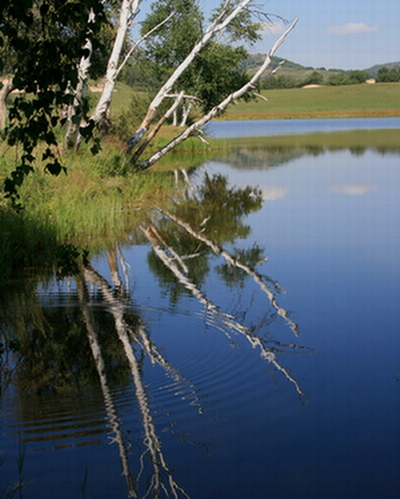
<box><xmin>1</xmin><ymin>119</ymin><xmax>400</xmax><ymax>498</ymax></box>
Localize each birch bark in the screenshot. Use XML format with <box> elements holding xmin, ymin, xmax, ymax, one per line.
<box><xmin>64</xmin><ymin>8</ymin><xmax>96</xmax><ymax>150</ymax></box>
<box><xmin>0</xmin><ymin>78</ymin><xmax>14</xmax><ymax>130</ymax></box>
<box><xmin>89</xmin><ymin>0</ymin><xmax>141</xmax><ymax>127</ymax></box>
<box><xmin>135</xmin><ymin>18</ymin><xmax>298</xmax><ymax>169</ymax></box>
<box><xmin>126</xmin><ymin>0</ymin><xmax>254</xmax><ymax>152</ymax></box>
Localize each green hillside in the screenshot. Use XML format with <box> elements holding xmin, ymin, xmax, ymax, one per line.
<box><xmin>243</xmin><ymin>54</ymin><xmax>345</xmax><ymax>82</ymax></box>
<box><xmin>364</xmin><ymin>61</ymin><xmax>400</xmax><ymax>78</ymax></box>
<box><xmin>245</xmin><ymin>54</ymin><xmax>400</xmax><ymax>81</ymax></box>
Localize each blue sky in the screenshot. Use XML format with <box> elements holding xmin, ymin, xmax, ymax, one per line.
<box><xmin>200</xmin><ymin>0</ymin><xmax>400</xmax><ymax>70</ymax></box>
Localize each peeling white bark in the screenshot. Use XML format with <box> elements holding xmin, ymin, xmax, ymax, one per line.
<box><xmin>127</xmin><ymin>0</ymin><xmax>255</xmax><ymax>150</ymax></box>
<box><xmin>89</xmin><ymin>4</ymin><xmax>173</xmax><ymax>132</ymax></box>
<box><xmin>135</xmin><ymin>18</ymin><xmax>298</xmax><ymax>170</ymax></box>
<box><xmin>64</xmin><ymin>8</ymin><xmax>96</xmax><ymax>150</ymax></box>
<box><xmin>89</xmin><ymin>0</ymin><xmax>141</xmax><ymax>128</ymax></box>
<box><xmin>0</xmin><ymin>78</ymin><xmax>14</xmax><ymax>130</ymax></box>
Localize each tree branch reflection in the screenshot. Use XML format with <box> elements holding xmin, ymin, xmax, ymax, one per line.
<box><xmin>141</xmin><ymin>223</ymin><xmax>305</xmax><ymax>400</ymax></box>
<box><xmin>76</xmin><ymin>275</ymin><xmax>137</xmax><ymax>497</ymax></box>
<box><xmin>83</xmin><ymin>262</ymin><xmax>191</xmax><ymax>499</ymax></box>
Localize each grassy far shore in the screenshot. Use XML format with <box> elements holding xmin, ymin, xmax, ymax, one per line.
<box><xmin>220</xmin><ymin>82</ymin><xmax>400</xmax><ymax>120</ymax></box>
<box><xmin>107</xmin><ymin>81</ymin><xmax>400</xmax><ymax>121</ymax></box>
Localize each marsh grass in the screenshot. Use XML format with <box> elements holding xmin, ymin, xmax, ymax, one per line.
<box><xmin>1</xmin><ymin>103</ymin><xmax>399</xmax><ymax>284</ymax></box>
<box><xmin>0</xmin><ymin>138</ymin><xmax>178</xmax><ymax>282</ymax></box>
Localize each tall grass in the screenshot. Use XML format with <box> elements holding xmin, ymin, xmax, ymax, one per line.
<box><xmin>0</xmin><ymin>139</ymin><xmax>177</xmax><ymax>283</ymax></box>
<box><xmin>1</xmin><ymin>79</ymin><xmax>399</xmax><ymax>283</ymax></box>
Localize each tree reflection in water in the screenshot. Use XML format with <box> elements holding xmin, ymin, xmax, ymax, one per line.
<box><xmin>0</xmin><ymin>171</ymin><xmax>310</xmax><ymax>498</ymax></box>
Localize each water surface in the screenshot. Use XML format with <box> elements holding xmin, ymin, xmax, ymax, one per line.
<box><xmin>207</xmin><ymin>116</ymin><xmax>400</xmax><ymax>138</ymax></box>
<box><xmin>1</xmin><ymin>120</ymin><xmax>399</xmax><ymax>499</ymax></box>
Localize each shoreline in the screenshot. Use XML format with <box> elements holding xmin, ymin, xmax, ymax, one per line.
<box><xmin>216</xmin><ymin>109</ymin><xmax>400</xmax><ymax>121</ymax></box>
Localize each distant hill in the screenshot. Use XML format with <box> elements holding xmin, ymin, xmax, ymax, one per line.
<box><xmin>244</xmin><ymin>54</ymin><xmax>400</xmax><ymax>80</ymax></box>
<box><xmin>364</xmin><ymin>62</ymin><xmax>400</xmax><ymax>78</ymax></box>
<box><xmin>243</xmin><ymin>54</ymin><xmax>344</xmax><ymax>82</ymax></box>
<box><xmin>242</xmin><ymin>54</ymin><xmax>312</xmax><ymax>72</ymax></box>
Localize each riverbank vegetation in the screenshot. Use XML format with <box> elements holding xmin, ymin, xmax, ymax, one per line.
<box><xmin>1</xmin><ymin>0</ymin><xmax>298</xmax><ymax>203</ymax></box>
<box><xmin>2</xmin><ymin>125</ymin><xmax>400</xmax><ymax>285</ymax></box>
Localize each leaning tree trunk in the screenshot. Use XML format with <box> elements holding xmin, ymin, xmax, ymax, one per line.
<box><xmin>88</xmin><ymin>0</ymin><xmax>174</xmax><ymax>135</ymax></box>
<box><xmin>134</xmin><ymin>18</ymin><xmax>298</xmax><ymax>170</ymax></box>
<box><xmin>0</xmin><ymin>78</ymin><xmax>14</xmax><ymax>131</ymax></box>
<box><xmin>126</xmin><ymin>0</ymin><xmax>254</xmax><ymax>153</ymax></box>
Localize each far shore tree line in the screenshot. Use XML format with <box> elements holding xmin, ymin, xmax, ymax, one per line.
<box><xmin>261</xmin><ymin>66</ymin><xmax>400</xmax><ymax>90</ymax></box>
<box><xmin>0</xmin><ymin>0</ymin><xmax>297</xmax><ymax>204</ymax></box>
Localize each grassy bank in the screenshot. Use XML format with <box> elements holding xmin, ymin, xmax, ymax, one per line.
<box><xmin>0</xmin><ymin>139</ymin><xmax>180</xmax><ymax>282</ymax></box>
<box><xmin>229</xmin><ymin>128</ymin><xmax>400</xmax><ymax>151</ymax></box>
<box><xmin>106</xmin><ymin>81</ymin><xmax>400</xmax><ymax>121</ymax></box>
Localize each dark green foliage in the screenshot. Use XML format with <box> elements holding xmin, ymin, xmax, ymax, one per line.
<box><xmin>0</xmin><ymin>0</ymin><xmax>106</xmax><ymax>203</ymax></box>
<box><xmin>183</xmin><ymin>42</ymin><xmax>251</xmax><ymax>113</ymax></box>
<box><xmin>327</xmin><ymin>72</ymin><xmax>348</xmax><ymax>86</ymax></box>
<box><xmin>131</xmin><ymin>0</ymin><xmax>258</xmax><ymax>119</ymax></box>
<box><xmin>209</xmin><ymin>0</ymin><xmax>261</xmax><ymax>45</ymax></box>
<box><xmin>376</xmin><ymin>66</ymin><xmax>400</xmax><ymax>82</ymax></box>
<box><xmin>347</xmin><ymin>70</ymin><xmax>368</xmax><ymax>84</ymax></box>
<box><xmin>140</xmin><ymin>0</ymin><xmax>204</xmax><ymax>79</ymax></box>
<box><xmin>301</xmin><ymin>70</ymin><xmax>323</xmax><ymax>86</ymax></box>
<box><xmin>327</xmin><ymin>70</ymin><xmax>368</xmax><ymax>86</ymax></box>
<box><xmin>261</xmin><ymin>74</ymin><xmax>298</xmax><ymax>89</ymax></box>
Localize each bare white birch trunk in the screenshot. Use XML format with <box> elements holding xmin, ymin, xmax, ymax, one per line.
<box><xmin>135</xmin><ymin>18</ymin><xmax>298</xmax><ymax>169</ymax></box>
<box><xmin>0</xmin><ymin>78</ymin><xmax>14</xmax><ymax>130</ymax></box>
<box><xmin>180</xmin><ymin>99</ymin><xmax>194</xmax><ymax>127</ymax></box>
<box><xmin>89</xmin><ymin>0</ymin><xmax>141</xmax><ymax>128</ymax></box>
<box><xmin>126</xmin><ymin>0</ymin><xmax>254</xmax><ymax>151</ymax></box>
<box><xmin>64</xmin><ymin>8</ymin><xmax>95</xmax><ymax>150</ymax></box>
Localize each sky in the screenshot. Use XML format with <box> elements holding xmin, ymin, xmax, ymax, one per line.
<box><xmin>198</xmin><ymin>0</ymin><xmax>400</xmax><ymax>70</ymax></box>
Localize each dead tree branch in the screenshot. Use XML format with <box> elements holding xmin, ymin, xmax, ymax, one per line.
<box><xmin>134</xmin><ymin>17</ymin><xmax>298</xmax><ymax>170</ymax></box>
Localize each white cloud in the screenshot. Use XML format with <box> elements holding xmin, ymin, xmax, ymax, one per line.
<box><xmin>327</xmin><ymin>22</ymin><xmax>379</xmax><ymax>35</ymax></box>
<box><xmin>329</xmin><ymin>183</ymin><xmax>378</xmax><ymax>196</ymax></box>
<box><xmin>260</xmin><ymin>21</ymin><xmax>286</xmax><ymax>36</ymax></box>
<box><xmin>261</xmin><ymin>186</ymin><xmax>287</xmax><ymax>201</ymax></box>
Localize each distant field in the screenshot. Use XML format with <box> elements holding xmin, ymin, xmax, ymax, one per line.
<box><xmin>222</xmin><ymin>83</ymin><xmax>400</xmax><ymax>120</ymax></box>
<box><xmin>103</xmin><ymin>81</ymin><xmax>400</xmax><ymax>121</ymax></box>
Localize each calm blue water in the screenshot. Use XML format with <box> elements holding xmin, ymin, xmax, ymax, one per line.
<box><xmin>206</xmin><ymin>116</ymin><xmax>400</xmax><ymax>138</ymax></box>
<box><xmin>1</xmin><ymin>120</ymin><xmax>400</xmax><ymax>499</ymax></box>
